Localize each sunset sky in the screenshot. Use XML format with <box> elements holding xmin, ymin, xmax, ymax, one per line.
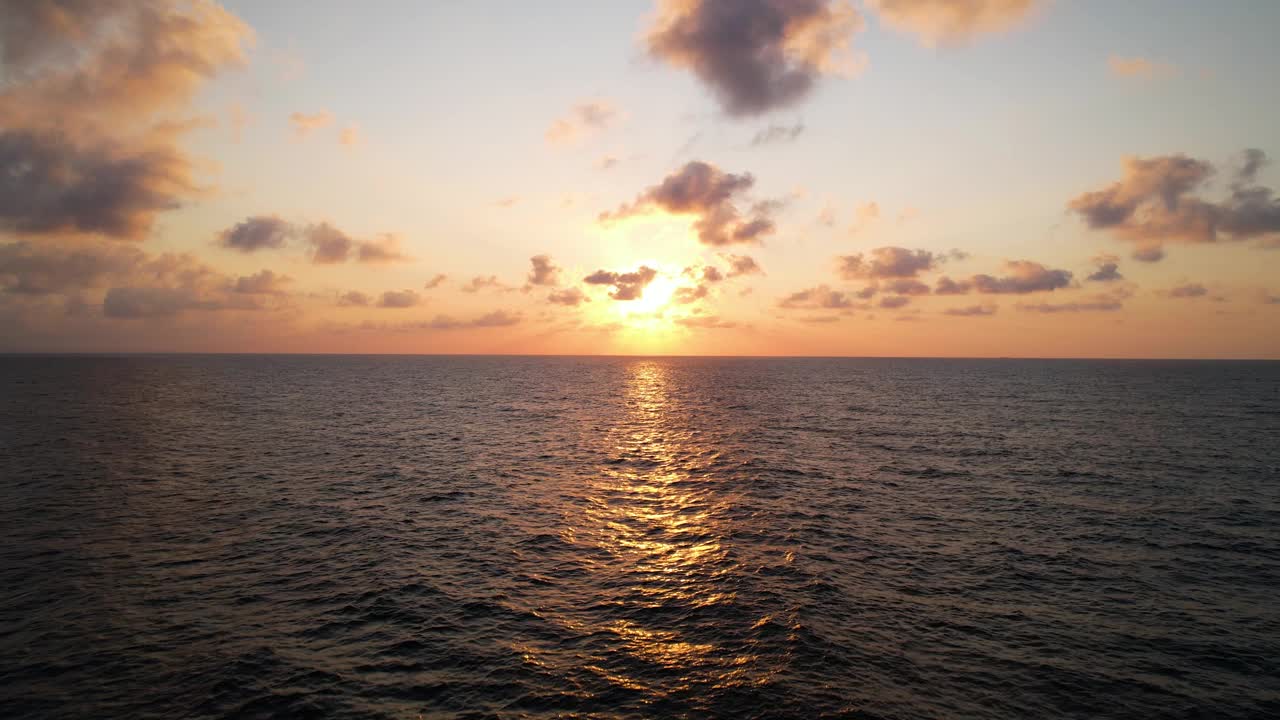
<box><xmin>2</xmin><ymin>0</ymin><xmax>1278</xmax><ymax>357</ymax></box>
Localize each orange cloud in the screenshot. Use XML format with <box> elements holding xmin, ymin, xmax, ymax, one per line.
<box><xmin>867</xmin><ymin>0</ymin><xmax>1040</xmax><ymax>46</ymax></box>
<box><xmin>1108</xmin><ymin>55</ymin><xmax>1176</xmax><ymax>79</ymax></box>
<box><xmin>290</xmin><ymin>110</ymin><xmax>333</xmax><ymax>137</ymax></box>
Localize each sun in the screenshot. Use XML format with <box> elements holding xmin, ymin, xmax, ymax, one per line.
<box><xmin>628</xmin><ymin>274</ymin><xmax>678</xmax><ymax>315</ymax></box>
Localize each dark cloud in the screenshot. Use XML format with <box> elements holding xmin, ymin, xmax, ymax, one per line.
<box><xmin>1069</xmin><ymin>150</ymin><xmax>1280</xmax><ymax>261</ymax></box>
<box><xmin>426</xmin><ymin>310</ymin><xmax>522</xmax><ymax>330</ymax></box>
<box><xmin>232</xmin><ymin>270</ymin><xmax>291</xmax><ymax>296</ymax></box>
<box><xmin>527</xmin><ymin>255</ymin><xmax>562</xmax><ymax>287</ymax></box>
<box><xmin>943</xmin><ymin>304</ymin><xmax>996</xmax><ymax>317</ymax></box>
<box><xmin>424</xmin><ymin>273</ymin><xmax>448</xmax><ymax>289</ymax></box>
<box><xmin>547</xmin><ymin>288</ymin><xmax>588</xmax><ymax>306</ymax></box>
<box><xmin>672</xmin><ymin>285</ymin><xmax>709</xmax><ymax>304</ymax></box>
<box><xmin>935</xmin><ymin>260</ymin><xmax>1072</xmax><ymax>295</ymax></box>
<box><xmin>377</xmin><ymin>290</ymin><xmax>420</xmax><ymax>308</ymax></box>
<box><xmin>838</xmin><ymin>247</ymin><xmax>939</xmax><ymax>279</ymax></box>
<box><xmin>867</xmin><ymin>0</ymin><xmax>1041</xmax><ymax>46</ymax></box>
<box><xmin>1087</xmin><ymin>261</ymin><xmax>1123</xmax><ymax>282</ymax></box>
<box><xmin>1167</xmin><ymin>283</ymin><xmax>1208</xmax><ymax>299</ymax></box>
<box><xmin>103</xmin><ymin>285</ymin><xmax>260</xmax><ymax>318</ymax></box>
<box><xmin>675</xmin><ymin>315</ymin><xmax>737</xmax><ymax>329</ymax></box>
<box><xmin>778</xmin><ymin>284</ymin><xmax>854</xmax><ymax>309</ymax></box>
<box><xmin>646</xmin><ymin>0</ymin><xmax>863</xmax><ymax>116</ymax></box>
<box><xmin>218</xmin><ymin>216</ymin><xmax>293</xmax><ymax>253</ymax></box>
<box><xmin>601</xmin><ymin>161</ymin><xmax>779</xmax><ymax>246</ymax></box>
<box><xmin>0</xmin><ymin>130</ymin><xmax>192</xmax><ymax>240</ymax></box>
<box><xmin>305</xmin><ymin>223</ymin><xmax>353</xmax><ymax>264</ymax></box>
<box><xmin>356</xmin><ymin>234</ymin><xmax>411</xmax><ymax>264</ymax></box>
<box><xmin>751</xmin><ymin>122</ymin><xmax>805</xmax><ymax>146</ymax></box>
<box><xmin>879</xmin><ymin>295</ymin><xmax>910</xmax><ymax>309</ymax></box>
<box><xmin>338</xmin><ymin>291</ymin><xmax>370</xmax><ymax>307</ymax></box>
<box><xmin>0</xmin><ymin>241</ymin><xmax>142</xmax><ymax>295</ymax></box>
<box><xmin>584</xmin><ymin>266</ymin><xmax>658</xmax><ymax>300</ymax></box>
<box><xmin>700</xmin><ymin>266</ymin><xmax>725</xmax><ymax>282</ymax></box>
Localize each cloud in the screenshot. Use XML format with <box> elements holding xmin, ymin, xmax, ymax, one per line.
<box><xmin>1108</xmin><ymin>56</ymin><xmax>1176</xmax><ymax>79</ymax></box>
<box><xmin>302</xmin><ymin>223</ymin><xmax>409</xmax><ymax>264</ymax></box>
<box><xmin>943</xmin><ymin>304</ymin><xmax>996</xmax><ymax>316</ymax></box>
<box><xmin>879</xmin><ymin>295</ymin><xmax>911</xmax><ymax>309</ymax></box>
<box><xmin>866</xmin><ymin>0</ymin><xmax>1040</xmax><ymax>46</ymax></box>
<box><xmin>232</xmin><ymin>270</ymin><xmax>291</xmax><ymax>296</ymax></box>
<box><xmin>104</xmin><ymin>287</ymin><xmax>221</xmax><ymax>318</ymax></box>
<box><xmin>934</xmin><ymin>260</ymin><xmax>1073</xmax><ymax>294</ymax></box>
<box><xmin>672</xmin><ymin>285</ymin><xmax>709</xmax><ymax>304</ymax></box>
<box><xmin>1087</xmin><ymin>260</ymin><xmax>1123</xmax><ymax>282</ymax></box>
<box><xmin>596</xmin><ymin>155</ymin><xmax>620</xmax><ymax>171</ymax></box>
<box><xmin>1069</xmin><ymin>150</ymin><xmax>1280</xmax><ymax>261</ymax></box>
<box><xmin>751</xmin><ymin>122</ymin><xmax>805</xmax><ymax>146</ymax></box>
<box><xmin>883</xmin><ymin>278</ymin><xmax>931</xmax><ymax>295</ymax></box>
<box><xmin>338</xmin><ymin>290</ymin><xmax>370</xmax><ymax>307</ymax></box>
<box><xmin>424</xmin><ymin>273</ymin><xmax>448</xmax><ymax>289</ymax></box>
<box><xmin>584</xmin><ymin>266</ymin><xmax>659</xmax><ymax>300</ymax></box>
<box><xmin>601</xmin><ymin>161</ymin><xmax>779</xmax><ymax>245</ymax></box>
<box><xmin>778</xmin><ymin>284</ymin><xmax>854</xmax><ymax>309</ymax></box>
<box><xmin>548</xmin><ymin>288</ymin><xmax>589</xmax><ymax>306</ymax></box>
<box><xmin>0</xmin><ymin>240</ymin><xmax>143</xmax><ymax>295</ymax></box>
<box><xmin>426</xmin><ymin>310</ymin><xmax>522</xmax><ymax>330</ymax></box>
<box><xmin>495</xmin><ymin>196</ymin><xmax>520</xmax><ymax>208</ymax></box>
<box><xmin>0</xmin><ymin>0</ymin><xmax>251</xmax><ymax>132</ymax></box>
<box><xmin>676</xmin><ymin>315</ymin><xmax>737</xmax><ymax>329</ymax></box>
<box><xmin>527</xmin><ymin>255</ymin><xmax>562</xmax><ymax>287</ymax></box>
<box><xmin>339</xmin><ymin>125</ymin><xmax>361</xmax><ymax>147</ymax></box>
<box><xmin>725</xmin><ymin>254</ymin><xmax>764</xmax><ymax>277</ymax></box>
<box><xmin>377</xmin><ymin>289</ymin><xmax>420</xmax><ymax>308</ymax></box>
<box><xmin>462</xmin><ymin>275</ymin><xmax>509</xmax><ymax>293</ymax></box>
<box><xmin>1017</xmin><ymin>301</ymin><xmax>1123</xmax><ymax>313</ymax></box>
<box><xmin>356</xmin><ymin>234</ymin><xmax>411</xmax><ymax>263</ymax></box>
<box><xmin>0</xmin><ymin>129</ymin><xmax>196</xmax><ymax>241</ymax></box>
<box><xmin>838</xmin><ymin>247</ymin><xmax>939</xmax><ymax>279</ymax></box>
<box><xmin>305</xmin><ymin>223</ymin><xmax>353</xmax><ymax>264</ymax></box>
<box><xmin>646</xmin><ymin>0</ymin><xmax>864</xmax><ymax>116</ymax></box>
<box><xmin>1166</xmin><ymin>283</ymin><xmax>1208</xmax><ymax>299</ymax></box>
<box><xmin>546</xmin><ymin>101</ymin><xmax>618</xmax><ymax>144</ymax></box>
<box><xmin>217</xmin><ymin>216</ymin><xmax>293</xmax><ymax>253</ymax></box>
<box><xmin>290</xmin><ymin>110</ymin><xmax>333</xmax><ymax>137</ymax></box>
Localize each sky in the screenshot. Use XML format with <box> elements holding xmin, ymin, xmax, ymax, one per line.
<box><xmin>2</xmin><ymin>0</ymin><xmax>1278</xmax><ymax>358</ymax></box>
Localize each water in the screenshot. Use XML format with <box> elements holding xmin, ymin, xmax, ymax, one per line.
<box><xmin>1</xmin><ymin>355</ymin><xmax>1278</xmax><ymax>719</ymax></box>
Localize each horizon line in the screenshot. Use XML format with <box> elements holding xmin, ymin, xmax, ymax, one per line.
<box><xmin>1</xmin><ymin>351</ymin><xmax>1276</xmax><ymax>362</ymax></box>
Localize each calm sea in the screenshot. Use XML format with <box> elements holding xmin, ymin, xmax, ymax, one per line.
<box><xmin>1</xmin><ymin>355</ymin><xmax>1278</xmax><ymax>719</ymax></box>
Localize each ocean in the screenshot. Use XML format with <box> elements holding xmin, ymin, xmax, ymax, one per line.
<box><xmin>1</xmin><ymin>355</ymin><xmax>1278</xmax><ymax>718</ymax></box>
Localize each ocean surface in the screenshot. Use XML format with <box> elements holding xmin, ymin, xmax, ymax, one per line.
<box><xmin>1</xmin><ymin>355</ymin><xmax>1278</xmax><ymax>719</ymax></box>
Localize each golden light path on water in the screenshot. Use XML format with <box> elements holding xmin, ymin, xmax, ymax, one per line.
<box><xmin>512</xmin><ymin>360</ymin><xmax>787</xmax><ymax>703</ymax></box>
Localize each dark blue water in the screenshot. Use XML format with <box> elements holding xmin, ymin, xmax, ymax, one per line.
<box><xmin>2</xmin><ymin>355</ymin><xmax>1278</xmax><ymax>719</ymax></box>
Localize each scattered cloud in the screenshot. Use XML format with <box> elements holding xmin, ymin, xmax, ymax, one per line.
<box><xmin>601</xmin><ymin>161</ymin><xmax>779</xmax><ymax>245</ymax></box>
<box><xmin>339</xmin><ymin>125</ymin><xmax>362</xmax><ymax>147</ymax></box>
<box><xmin>646</xmin><ymin>0</ymin><xmax>864</xmax><ymax>116</ymax></box>
<box><xmin>1087</xmin><ymin>257</ymin><xmax>1124</xmax><ymax>282</ymax></box>
<box><xmin>725</xmin><ymin>254</ymin><xmax>764</xmax><ymax>277</ymax></box>
<box><xmin>218</xmin><ymin>216</ymin><xmax>293</xmax><ymax>253</ymax></box>
<box><xmin>546</xmin><ymin>101</ymin><xmax>618</xmax><ymax>144</ymax></box>
<box><xmin>425</xmin><ymin>310</ymin><xmax>522</xmax><ymax>330</ymax></box>
<box><xmin>462</xmin><ymin>275</ymin><xmax>509</xmax><ymax>293</ymax></box>
<box><xmin>943</xmin><ymin>304</ymin><xmax>996</xmax><ymax>317</ymax></box>
<box><xmin>838</xmin><ymin>247</ymin><xmax>941</xmax><ymax>279</ymax></box>
<box><xmin>596</xmin><ymin>155</ymin><xmax>620</xmax><ymax>171</ymax></box>
<box><xmin>1017</xmin><ymin>301</ymin><xmax>1123</xmax><ymax>313</ymax></box>
<box><xmin>879</xmin><ymin>295</ymin><xmax>911</xmax><ymax>309</ymax></box>
<box><xmin>527</xmin><ymin>255</ymin><xmax>562</xmax><ymax>287</ymax></box>
<box><xmin>1069</xmin><ymin>149</ymin><xmax>1280</xmax><ymax>261</ymax></box>
<box><xmin>867</xmin><ymin>0</ymin><xmax>1041</xmax><ymax>46</ymax></box>
<box><xmin>377</xmin><ymin>289</ymin><xmax>421</xmax><ymax>308</ymax></box>
<box><xmin>548</xmin><ymin>287</ymin><xmax>589</xmax><ymax>306</ymax></box>
<box><xmin>751</xmin><ymin>122</ymin><xmax>805</xmax><ymax>146</ymax></box>
<box><xmin>356</xmin><ymin>234</ymin><xmax>411</xmax><ymax>264</ymax></box>
<box><xmin>305</xmin><ymin>223</ymin><xmax>353</xmax><ymax>264</ymax></box>
<box><xmin>338</xmin><ymin>291</ymin><xmax>370</xmax><ymax>307</ymax></box>
<box><xmin>934</xmin><ymin>260</ymin><xmax>1073</xmax><ymax>294</ymax></box>
<box><xmin>672</xmin><ymin>285</ymin><xmax>710</xmax><ymax>304</ymax></box>
<box><xmin>495</xmin><ymin>196</ymin><xmax>520</xmax><ymax>208</ymax></box>
<box><xmin>290</xmin><ymin>110</ymin><xmax>333</xmax><ymax>137</ymax></box>
<box><xmin>584</xmin><ymin>266</ymin><xmax>659</xmax><ymax>300</ymax></box>
<box><xmin>778</xmin><ymin>284</ymin><xmax>855</xmax><ymax>309</ymax></box>
<box><xmin>232</xmin><ymin>270</ymin><xmax>291</xmax><ymax>296</ymax></box>
<box><xmin>424</xmin><ymin>273</ymin><xmax>448</xmax><ymax>289</ymax></box>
